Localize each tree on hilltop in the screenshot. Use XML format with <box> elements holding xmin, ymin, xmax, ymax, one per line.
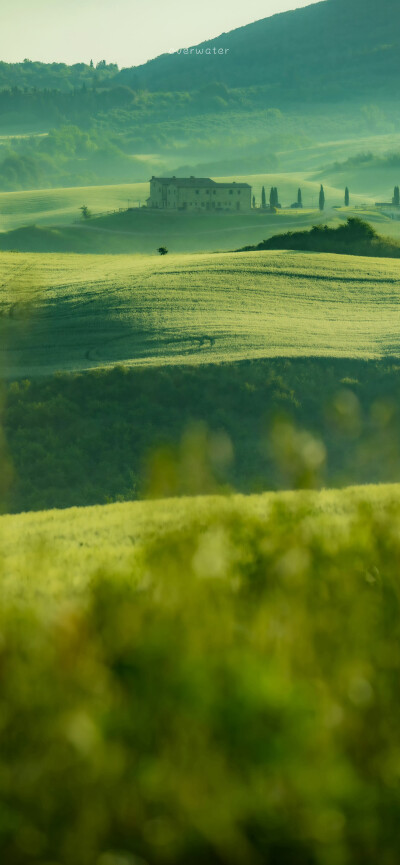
<box><xmin>157</xmin><ymin>246</ymin><xmax>168</xmax><ymax>255</ymax></box>
<box><xmin>393</xmin><ymin>186</ymin><xmax>400</xmax><ymax>206</ymax></box>
<box><xmin>345</xmin><ymin>187</ymin><xmax>350</xmax><ymax>207</ymax></box>
<box><xmin>261</xmin><ymin>186</ymin><xmax>266</xmax><ymax>209</ymax></box>
<box><xmin>319</xmin><ymin>185</ymin><xmax>325</xmax><ymax>211</ymax></box>
<box><xmin>297</xmin><ymin>188</ymin><xmax>303</xmax><ymax>207</ymax></box>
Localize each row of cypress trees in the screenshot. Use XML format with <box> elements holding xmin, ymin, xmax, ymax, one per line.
<box><xmin>254</xmin><ymin>183</ymin><xmax>400</xmax><ymax>211</ymax></box>
<box><xmin>256</xmin><ymin>185</ymin><xmax>351</xmax><ymax>210</ymax></box>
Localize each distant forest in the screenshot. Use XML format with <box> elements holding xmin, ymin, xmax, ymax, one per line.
<box><xmin>3</xmin><ymin>0</ymin><xmax>400</xmax><ymax>99</ymax></box>
<box><xmin>1</xmin><ymin>0</ymin><xmax>400</xmax><ymax>191</ymax></box>
<box><xmin>0</xmin><ymin>78</ymin><xmax>398</xmax><ymax>192</ymax></box>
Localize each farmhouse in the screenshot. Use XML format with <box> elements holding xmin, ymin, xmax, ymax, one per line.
<box><xmin>147</xmin><ymin>176</ymin><xmax>252</xmax><ymax>211</ymax></box>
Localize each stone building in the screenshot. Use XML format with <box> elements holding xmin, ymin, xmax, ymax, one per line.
<box><xmin>147</xmin><ymin>176</ymin><xmax>252</xmax><ymax>211</ymax></box>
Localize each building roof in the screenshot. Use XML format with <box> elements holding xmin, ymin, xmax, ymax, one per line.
<box><xmin>150</xmin><ymin>176</ymin><xmax>251</xmax><ymax>189</ymax></box>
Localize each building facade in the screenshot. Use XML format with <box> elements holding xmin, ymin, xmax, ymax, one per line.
<box><xmin>147</xmin><ymin>176</ymin><xmax>252</xmax><ymax>211</ymax></box>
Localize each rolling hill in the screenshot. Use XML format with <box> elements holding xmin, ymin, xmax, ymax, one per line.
<box><xmin>2</xmin><ymin>248</ymin><xmax>400</xmax><ymax>379</ymax></box>
<box><xmin>0</xmin><ymin>482</ymin><xmax>398</xmax><ymax>602</ymax></box>
<box><xmin>0</xmin><ymin>173</ymin><xmax>373</xmax><ymax>234</ymax></box>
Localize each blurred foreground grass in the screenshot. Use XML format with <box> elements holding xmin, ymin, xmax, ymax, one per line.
<box><xmin>1</xmin><ymin>483</ymin><xmax>400</xmax><ymax>864</ymax></box>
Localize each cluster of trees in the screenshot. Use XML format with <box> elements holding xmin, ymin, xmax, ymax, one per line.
<box><xmin>0</xmin><ymin>59</ymin><xmax>119</xmax><ymax>92</ymax></box>
<box><xmin>5</xmin><ymin>357</ymin><xmax>400</xmax><ymax>513</ymax></box>
<box><xmin>259</xmin><ymin>185</ymin><xmax>280</xmax><ymax>210</ymax></box>
<box><xmin>240</xmin><ymin>218</ymin><xmax>400</xmax><ymax>259</ymax></box>
<box><xmin>0</xmin><ymin>125</ymin><xmax>154</xmax><ymax>190</ymax></box>
<box><xmin>0</xmin><ymin>84</ymin><xmax>137</xmax><ymax>128</ymax></box>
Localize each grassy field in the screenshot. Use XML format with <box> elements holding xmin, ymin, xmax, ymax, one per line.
<box><xmin>1</xmin><ymin>481</ymin><xmax>400</xmax><ymax>863</ymax></box>
<box><xmin>0</xmin><ymin>182</ymin><xmax>150</xmax><ymax>230</ymax></box>
<box><xmin>1</xmin><ymin>249</ymin><xmax>400</xmax><ymax>379</ymax></box>
<box><xmin>0</xmin><ymin>481</ymin><xmax>398</xmax><ymax>601</ymax></box>
<box><xmin>0</xmin><ymin>207</ymin><xmax>334</xmax><ymax>255</ymax></box>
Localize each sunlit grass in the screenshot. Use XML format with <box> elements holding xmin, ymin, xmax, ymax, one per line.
<box><xmin>1</xmin><ymin>249</ymin><xmax>400</xmax><ymax>378</ymax></box>
<box><xmin>1</xmin><ymin>482</ymin><xmax>400</xmax><ymax>862</ymax></box>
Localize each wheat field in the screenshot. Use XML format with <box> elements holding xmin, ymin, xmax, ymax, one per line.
<box><xmin>1</xmin><ymin>249</ymin><xmax>400</xmax><ymax>377</ymax></box>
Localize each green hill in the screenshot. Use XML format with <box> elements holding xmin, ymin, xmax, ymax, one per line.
<box><xmin>1</xmin><ymin>249</ymin><xmax>400</xmax><ymax>380</ymax></box>
<box><xmin>3</xmin><ymin>0</ymin><xmax>400</xmax><ymax>102</ymax></box>
<box><xmin>119</xmin><ymin>0</ymin><xmax>400</xmax><ymax>99</ymax></box>
<box><xmin>2</xmin><ymin>482</ymin><xmax>400</xmax><ymax>863</ymax></box>
<box><xmin>0</xmin><ymin>482</ymin><xmax>397</xmax><ymax>601</ymax></box>
<box><xmin>0</xmin><ymin>173</ymin><xmax>372</xmax><ymax>235</ymax></box>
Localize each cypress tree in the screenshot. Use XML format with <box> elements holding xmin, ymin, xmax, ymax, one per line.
<box><xmin>261</xmin><ymin>186</ymin><xmax>266</xmax><ymax>209</ymax></box>
<box><xmin>275</xmin><ymin>188</ymin><xmax>279</xmax><ymax>207</ymax></box>
<box><xmin>393</xmin><ymin>186</ymin><xmax>400</xmax><ymax>206</ymax></box>
<box><xmin>269</xmin><ymin>187</ymin><xmax>274</xmax><ymax>209</ymax></box>
<box><xmin>297</xmin><ymin>188</ymin><xmax>302</xmax><ymax>207</ymax></box>
<box><xmin>252</xmin><ymin>194</ymin><xmax>256</xmax><ymax>209</ymax></box>
<box><xmin>345</xmin><ymin>187</ymin><xmax>350</xmax><ymax>207</ymax></box>
<box><xmin>319</xmin><ymin>184</ymin><xmax>325</xmax><ymax>212</ymax></box>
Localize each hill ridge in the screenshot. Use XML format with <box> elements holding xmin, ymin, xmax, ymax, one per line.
<box><xmin>117</xmin><ymin>0</ymin><xmax>400</xmax><ymax>98</ymax></box>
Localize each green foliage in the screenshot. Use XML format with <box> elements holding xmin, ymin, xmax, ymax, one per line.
<box><xmin>269</xmin><ymin>186</ymin><xmax>279</xmax><ymax>209</ymax></box>
<box><xmin>0</xmin><ymin>126</ymin><xmax>142</xmax><ymax>191</ymax></box>
<box><xmin>116</xmin><ymin>0</ymin><xmax>400</xmax><ymax>103</ymax></box>
<box><xmin>1</xmin><ymin>484</ymin><xmax>400</xmax><ymax>862</ymax></box>
<box><xmin>241</xmin><ymin>218</ymin><xmax>399</xmax><ymax>257</ymax></box>
<box><xmin>0</xmin><ymin>59</ymin><xmax>118</xmax><ymax>91</ymax></box>
<box><xmin>4</xmin><ymin>358</ymin><xmax>400</xmax><ymax>514</ymax></box>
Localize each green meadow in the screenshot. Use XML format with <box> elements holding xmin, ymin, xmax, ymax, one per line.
<box><xmin>1</xmin><ymin>249</ymin><xmax>400</xmax><ymax>379</ymax></box>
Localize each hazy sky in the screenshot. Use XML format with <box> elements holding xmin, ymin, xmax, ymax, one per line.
<box><xmin>0</xmin><ymin>0</ymin><xmax>323</xmax><ymax>68</ymax></box>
